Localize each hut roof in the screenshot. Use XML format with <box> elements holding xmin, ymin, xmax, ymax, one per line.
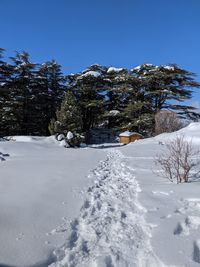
<box><xmin>119</xmin><ymin>131</ymin><xmax>142</xmax><ymax>137</ymax></box>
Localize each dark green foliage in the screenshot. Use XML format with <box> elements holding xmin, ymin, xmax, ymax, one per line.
<box><xmin>36</xmin><ymin>60</ymin><xmax>65</xmax><ymax>134</ymax></box>
<box><xmin>132</xmin><ymin>64</ymin><xmax>200</xmax><ymax>119</ymax></box>
<box><xmin>0</xmin><ymin>49</ymin><xmax>199</xmax><ymax>138</ymax></box>
<box><xmin>48</xmin><ymin>90</ymin><xmax>82</xmax><ymax>135</ymax></box>
<box><xmin>66</xmin><ymin>66</ymin><xmax>105</xmax><ymax>132</ymax></box>
<box><xmin>0</xmin><ymin>49</ymin><xmax>65</xmax><ymax>136</ymax></box>
<box><xmin>67</xmin><ymin>133</ymin><xmax>84</xmax><ymax>147</ymax></box>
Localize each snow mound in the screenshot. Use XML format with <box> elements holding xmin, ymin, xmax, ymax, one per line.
<box><xmin>4</xmin><ymin>135</ymin><xmax>70</xmax><ymax>147</ymax></box>
<box><xmin>107</xmin><ymin>67</ymin><xmax>123</xmax><ymax>73</ymax></box>
<box><xmin>155</xmin><ymin>122</ymin><xmax>200</xmax><ymax>144</ymax></box>
<box><xmin>66</xmin><ymin>131</ymin><xmax>73</xmax><ymax>140</ymax></box>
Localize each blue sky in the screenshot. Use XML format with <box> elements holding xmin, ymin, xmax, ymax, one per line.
<box><xmin>1</xmin><ymin>0</ymin><xmax>200</xmax><ymax>103</ymax></box>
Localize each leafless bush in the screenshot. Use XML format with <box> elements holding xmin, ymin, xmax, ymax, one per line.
<box><xmin>155</xmin><ymin>135</ymin><xmax>200</xmax><ymax>183</ymax></box>
<box><xmin>155</xmin><ymin>110</ymin><xmax>184</xmax><ymax>135</ymax></box>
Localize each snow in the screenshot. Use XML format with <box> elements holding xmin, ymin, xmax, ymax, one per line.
<box><xmin>155</xmin><ymin>122</ymin><xmax>200</xmax><ymax>143</ymax></box>
<box><xmin>107</xmin><ymin>67</ymin><xmax>123</xmax><ymax>73</ymax></box>
<box><xmin>66</xmin><ymin>131</ymin><xmax>73</xmax><ymax>140</ymax></box>
<box><xmin>57</xmin><ymin>134</ymin><xmax>65</xmax><ymax>141</ymax></box>
<box><xmin>50</xmin><ymin>151</ymin><xmax>165</xmax><ymax>267</ymax></box>
<box><xmin>103</xmin><ymin>78</ymin><xmax>112</xmax><ymax>82</ymax></box>
<box><xmin>132</xmin><ymin>65</ymin><xmax>142</xmax><ymax>71</ymax></box>
<box><xmin>81</xmin><ymin>71</ymin><xmax>101</xmax><ymax>78</ymax></box>
<box><xmin>163</xmin><ymin>65</ymin><xmax>175</xmax><ymax>71</ymax></box>
<box><xmin>144</xmin><ymin>63</ymin><xmax>154</xmax><ymax>67</ymax></box>
<box><xmin>119</xmin><ymin>131</ymin><xmax>140</xmax><ymax>137</ymax></box>
<box><xmin>0</xmin><ymin>138</ymin><xmax>105</xmax><ymax>266</ymax></box>
<box><xmin>1</xmin><ymin>122</ymin><xmax>200</xmax><ymax>266</ymax></box>
<box><xmin>109</xmin><ymin>109</ymin><xmax>120</xmax><ymax>116</ymax></box>
<box><xmin>132</xmin><ymin>64</ymin><xmax>159</xmax><ymax>72</ymax></box>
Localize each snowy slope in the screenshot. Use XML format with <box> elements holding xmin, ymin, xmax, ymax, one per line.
<box><xmin>119</xmin><ymin>123</ymin><xmax>200</xmax><ymax>267</ymax></box>
<box><xmin>1</xmin><ymin>123</ymin><xmax>200</xmax><ymax>266</ymax></box>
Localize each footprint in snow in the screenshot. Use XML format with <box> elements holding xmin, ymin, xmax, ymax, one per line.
<box><xmin>193</xmin><ymin>240</ymin><xmax>200</xmax><ymax>263</ymax></box>
<box><xmin>16</xmin><ymin>232</ymin><xmax>25</xmax><ymax>241</ymax></box>
<box><xmin>174</xmin><ymin>216</ymin><xmax>200</xmax><ymax>236</ymax></box>
<box><xmin>152</xmin><ymin>191</ymin><xmax>170</xmax><ymax>196</ymax></box>
<box><xmin>160</xmin><ymin>214</ymin><xmax>172</xmax><ymax>219</ymax></box>
<box><xmin>0</xmin><ymin>152</ymin><xmax>10</xmax><ymax>162</ymax></box>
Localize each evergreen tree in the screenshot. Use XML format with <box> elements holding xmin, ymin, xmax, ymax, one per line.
<box><xmin>38</xmin><ymin>60</ymin><xmax>65</xmax><ymax>134</ymax></box>
<box><xmin>0</xmin><ymin>48</ymin><xmax>18</xmax><ymax>136</ymax></box>
<box><xmin>132</xmin><ymin>64</ymin><xmax>200</xmax><ymax>120</ymax></box>
<box><xmin>103</xmin><ymin>66</ymin><xmax>147</xmax><ymax>132</ymax></box>
<box><xmin>1</xmin><ymin>50</ymin><xmax>200</xmax><ymax>138</ymax></box>
<box><xmin>103</xmin><ymin>67</ymin><xmax>130</xmax><ymax>129</ymax></box>
<box><xmin>9</xmin><ymin>51</ymin><xmax>38</xmax><ymax>134</ymax></box>
<box><xmin>48</xmin><ymin>90</ymin><xmax>82</xmax><ymax>135</ymax></box>
<box><xmin>66</xmin><ymin>65</ymin><xmax>105</xmax><ymax>132</ymax></box>
<box><xmin>35</xmin><ymin>61</ymin><xmax>64</xmax><ymax>135</ymax></box>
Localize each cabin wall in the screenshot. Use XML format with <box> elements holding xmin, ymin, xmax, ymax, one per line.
<box><xmin>120</xmin><ymin>134</ymin><xmax>143</xmax><ymax>144</ymax></box>
<box><xmin>119</xmin><ymin>136</ymin><xmax>130</xmax><ymax>144</ymax></box>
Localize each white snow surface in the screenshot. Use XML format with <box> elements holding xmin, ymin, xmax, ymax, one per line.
<box><xmin>81</xmin><ymin>71</ymin><xmax>101</xmax><ymax>78</ymax></box>
<box><xmin>66</xmin><ymin>131</ymin><xmax>73</xmax><ymax>140</ymax></box>
<box><xmin>109</xmin><ymin>110</ymin><xmax>120</xmax><ymax>116</ymax></box>
<box><xmin>1</xmin><ymin>122</ymin><xmax>200</xmax><ymax>266</ymax></box>
<box><xmin>0</xmin><ymin>137</ymin><xmax>105</xmax><ymax>266</ymax></box>
<box><xmin>119</xmin><ymin>131</ymin><xmax>140</xmax><ymax>137</ymax></box>
<box><xmin>163</xmin><ymin>65</ymin><xmax>175</xmax><ymax>71</ymax></box>
<box><xmin>107</xmin><ymin>67</ymin><xmax>123</xmax><ymax>73</ymax></box>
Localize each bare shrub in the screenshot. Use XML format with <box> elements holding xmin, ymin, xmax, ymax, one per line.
<box><xmin>155</xmin><ymin>110</ymin><xmax>184</xmax><ymax>135</ymax></box>
<box><xmin>155</xmin><ymin>135</ymin><xmax>200</xmax><ymax>183</ymax></box>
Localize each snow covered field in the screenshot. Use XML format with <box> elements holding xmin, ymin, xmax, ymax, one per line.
<box><xmin>1</xmin><ymin>124</ymin><xmax>200</xmax><ymax>266</ymax></box>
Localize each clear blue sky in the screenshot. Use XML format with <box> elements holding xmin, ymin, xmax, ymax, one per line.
<box><xmin>1</xmin><ymin>0</ymin><xmax>200</xmax><ymax>103</ymax></box>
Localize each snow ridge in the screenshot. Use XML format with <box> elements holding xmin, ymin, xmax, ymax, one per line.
<box><xmin>50</xmin><ymin>150</ymin><xmax>165</xmax><ymax>267</ymax></box>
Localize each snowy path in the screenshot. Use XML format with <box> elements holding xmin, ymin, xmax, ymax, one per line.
<box><xmin>50</xmin><ymin>150</ymin><xmax>165</xmax><ymax>267</ymax></box>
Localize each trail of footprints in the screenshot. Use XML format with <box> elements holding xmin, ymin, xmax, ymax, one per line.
<box><xmin>48</xmin><ymin>149</ymin><xmax>200</xmax><ymax>266</ymax></box>
<box><xmin>49</xmin><ymin>150</ymin><xmax>160</xmax><ymax>267</ymax></box>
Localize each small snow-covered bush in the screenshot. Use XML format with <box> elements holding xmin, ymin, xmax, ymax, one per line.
<box><xmin>55</xmin><ymin>132</ymin><xmax>84</xmax><ymax>148</ymax></box>
<box><xmin>66</xmin><ymin>131</ymin><xmax>73</xmax><ymax>140</ymax></box>
<box><xmin>155</xmin><ymin>135</ymin><xmax>200</xmax><ymax>183</ymax></box>
<box><xmin>67</xmin><ymin>133</ymin><xmax>84</xmax><ymax>147</ymax></box>
<box><xmin>56</xmin><ymin>134</ymin><xmax>65</xmax><ymax>141</ymax></box>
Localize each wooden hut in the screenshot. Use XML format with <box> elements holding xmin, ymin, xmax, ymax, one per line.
<box><xmin>119</xmin><ymin>131</ymin><xmax>143</xmax><ymax>144</ymax></box>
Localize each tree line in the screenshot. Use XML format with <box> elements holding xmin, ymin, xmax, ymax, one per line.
<box><xmin>0</xmin><ymin>48</ymin><xmax>200</xmax><ymax>138</ymax></box>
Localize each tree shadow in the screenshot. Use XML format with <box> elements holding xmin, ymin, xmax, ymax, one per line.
<box><xmin>0</xmin><ymin>252</ymin><xmax>55</xmax><ymax>267</ymax></box>
<box><xmin>0</xmin><ymin>152</ymin><xmax>10</xmax><ymax>161</ymax></box>
<box><xmin>89</xmin><ymin>144</ymin><xmax>126</xmax><ymax>149</ymax></box>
